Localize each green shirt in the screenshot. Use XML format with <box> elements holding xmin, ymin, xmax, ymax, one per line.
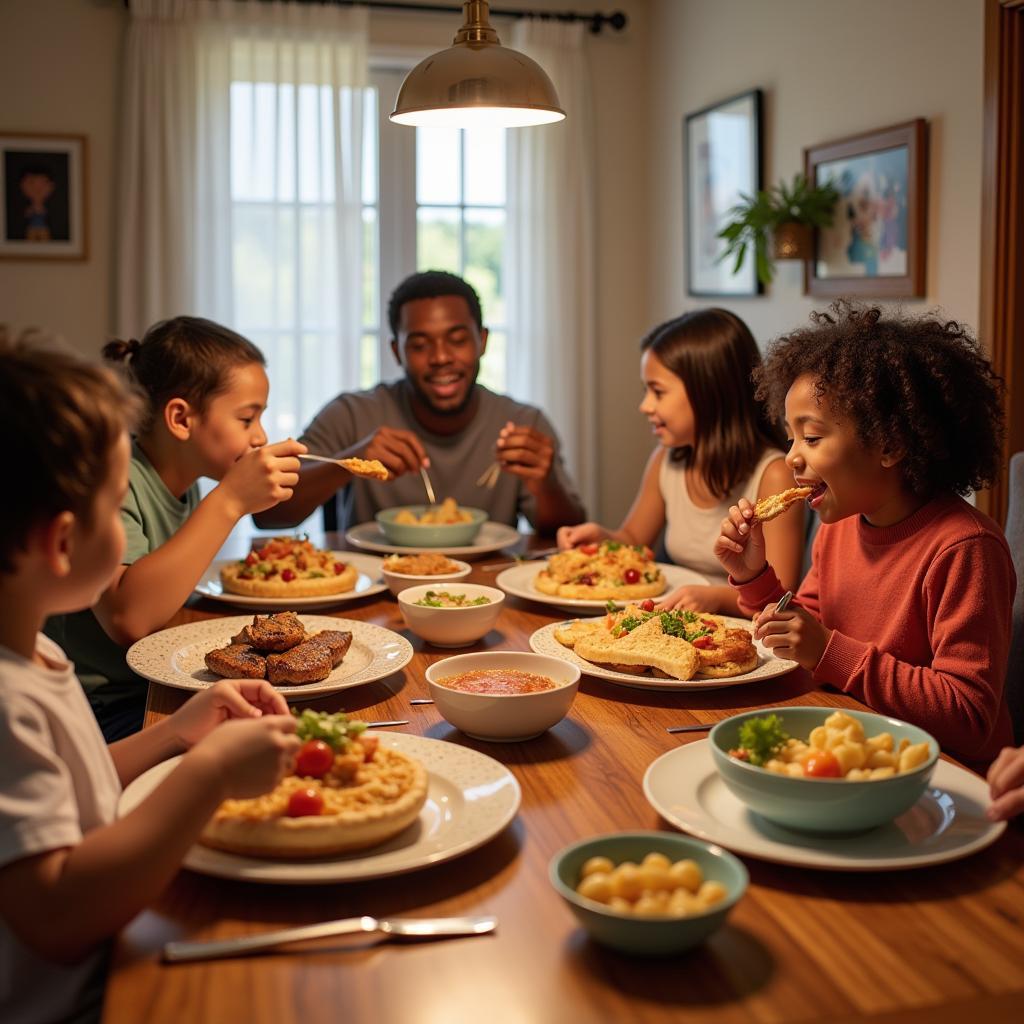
<box><xmin>45</xmin><ymin>440</ymin><xmax>200</xmax><ymax>701</ymax></box>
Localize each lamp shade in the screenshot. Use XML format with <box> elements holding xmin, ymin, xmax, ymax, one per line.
<box><xmin>390</xmin><ymin>1</ymin><xmax>565</xmax><ymax>128</ymax></box>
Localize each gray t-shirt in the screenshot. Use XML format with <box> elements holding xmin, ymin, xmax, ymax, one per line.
<box><xmin>45</xmin><ymin>440</ymin><xmax>200</xmax><ymax>701</ymax></box>
<box><xmin>300</xmin><ymin>382</ymin><xmax>580</xmax><ymax>530</ymax></box>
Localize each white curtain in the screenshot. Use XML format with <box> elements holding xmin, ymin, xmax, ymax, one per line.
<box><xmin>116</xmin><ymin>0</ymin><xmax>369</xmax><ymax>433</ymax></box>
<box><xmin>506</xmin><ymin>19</ymin><xmax>598</xmax><ymax>516</ymax></box>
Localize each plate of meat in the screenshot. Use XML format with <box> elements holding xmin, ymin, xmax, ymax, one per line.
<box><xmin>126</xmin><ymin>613</ymin><xmax>414</xmax><ymax>699</ymax></box>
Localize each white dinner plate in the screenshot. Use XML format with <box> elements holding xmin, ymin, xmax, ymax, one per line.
<box><xmin>126</xmin><ymin>615</ymin><xmax>413</xmax><ymax>700</ymax></box>
<box><xmin>194</xmin><ymin>552</ymin><xmax>387</xmax><ymax>610</ymax></box>
<box><xmin>642</xmin><ymin>740</ymin><xmax>1006</xmax><ymax>871</ymax></box>
<box><xmin>529</xmin><ymin>616</ymin><xmax>797</xmax><ymax>691</ymax></box>
<box><xmin>496</xmin><ymin>561</ymin><xmax>709</xmax><ymax>614</ymax></box>
<box><xmin>345</xmin><ymin>520</ymin><xmax>522</xmax><ymax>558</ymax></box>
<box><xmin>118</xmin><ymin>734</ymin><xmax>521</xmax><ymax>884</ymax></box>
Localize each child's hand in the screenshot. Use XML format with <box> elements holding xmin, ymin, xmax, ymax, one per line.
<box><xmin>714</xmin><ymin>499</ymin><xmax>767</xmax><ymax>582</ymax></box>
<box><xmin>170</xmin><ymin>680</ymin><xmax>290</xmax><ymax>749</ymax></box>
<box><xmin>654</xmin><ymin>585</ymin><xmax>717</xmax><ymax>613</ymax></box>
<box><xmin>556</xmin><ymin>522</ymin><xmax>607</xmax><ymax>550</ymax></box>
<box><xmin>218</xmin><ymin>438</ymin><xmax>306</xmax><ymax>518</ymax></box>
<box><xmin>752</xmin><ymin>601</ymin><xmax>831</xmax><ymax>670</ymax></box>
<box><xmin>189</xmin><ymin>715</ymin><xmax>299</xmax><ymax>800</ymax></box>
<box><xmin>987</xmin><ymin>746</ymin><xmax>1024</xmax><ymax>821</ymax></box>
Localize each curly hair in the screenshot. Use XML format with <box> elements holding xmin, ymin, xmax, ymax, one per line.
<box><xmin>754</xmin><ymin>300</ymin><xmax>1006</xmax><ymax>497</ymax></box>
<box><xmin>387</xmin><ymin>271</ymin><xmax>483</xmax><ymax>337</ymax></box>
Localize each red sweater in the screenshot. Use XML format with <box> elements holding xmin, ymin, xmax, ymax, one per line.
<box><xmin>734</xmin><ymin>494</ymin><xmax>1016</xmax><ymax>766</ymax></box>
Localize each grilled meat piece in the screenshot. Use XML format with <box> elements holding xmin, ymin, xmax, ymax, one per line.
<box><xmin>305</xmin><ymin>630</ymin><xmax>352</xmax><ymax>667</ymax></box>
<box><xmin>233</xmin><ymin>612</ymin><xmax>306</xmax><ymax>652</ymax></box>
<box><xmin>266</xmin><ymin>639</ymin><xmax>334</xmax><ymax>685</ymax></box>
<box><xmin>205</xmin><ymin>643</ymin><xmax>267</xmax><ymax>679</ymax></box>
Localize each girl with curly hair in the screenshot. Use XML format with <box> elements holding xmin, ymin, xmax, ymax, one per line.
<box><xmin>558</xmin><ymin>309</ymin><xmax>805</xmax><ymax>614</ymax></box>
<box><xmin>715</xmin><ymin>301</ymin><xmax>1015</xmax><ymax>769</ymax></box>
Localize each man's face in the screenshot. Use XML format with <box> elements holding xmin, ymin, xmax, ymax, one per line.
<box><xmin>391</xmin><ymin>295</ymin><xmax>487</xmax><ymax>415</ymax></box>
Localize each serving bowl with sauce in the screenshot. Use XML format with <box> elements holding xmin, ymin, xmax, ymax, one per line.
<box><xmin>425</xmin><ymin>651</ymin><xmax>580</xmax><ymax>741</ymax></box>
<box><xmin>397</xmin><ymin>583</ymin><xmax>505</xmax><ymax>647</ymax></box>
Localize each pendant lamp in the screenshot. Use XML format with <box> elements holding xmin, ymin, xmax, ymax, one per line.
<box><xmin>390</xmin><ymin>1</ymin><xmax>565</xmax><ymax>128</ymax></box>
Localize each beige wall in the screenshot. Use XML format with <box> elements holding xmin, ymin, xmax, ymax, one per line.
<box><xmin>0</xmin><ymin>0</ymin><xmax>124</xmax><ymax>356</ymax></box>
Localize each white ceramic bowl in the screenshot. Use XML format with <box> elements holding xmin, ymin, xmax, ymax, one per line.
<box><xmin>397</xmin><ymin>583</ymin><xmax>506</xmax><ymax>648</ymax></box>
<box><xmin>425</xmin><ymin>651</ymin><xmax>581</xmax><ymax>742</ymax></box>
<box><xmin>381</xmin><ymin>558</ymin><xmax>472</xmax><ymax>597</ymax></box>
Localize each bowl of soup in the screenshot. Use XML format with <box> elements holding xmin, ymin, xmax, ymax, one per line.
<box><xmin>709</xmin><ymin>707</ymin><xmax>939</xmax><ymax>834</ymax></box>
<box><xmin>425</xmin><ymin>651</ymin><xmax>580</xmax><ymax>741</ymax></box>
<box><xmin>398</xmin><ymin>583</ymin><xmax>505</xmax><ymax>647</ymax></box>
<box><xmin>376</xmin><ymin>501</ymin><xmax>487</xmax><ymax>548</ymax></box>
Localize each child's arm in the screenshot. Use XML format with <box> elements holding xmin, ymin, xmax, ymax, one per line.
<box><xmin>557</xmin><ymin>449</ymin><xmax>666</xmax><ymax>550</ymax></box>
<box><xmin>92</xmin><ymin>440</ymin><xmax>304</xmax><ymax>646</ymax></box>
<box><xmin>0</xmin><ymin>714</ymin><xmax>297</xmax><ymax>965</ymax></box>
<box><xmin>987</xmin><ymin>746</ymin><xmax>1024</xmax><ymax>821</ymax></box>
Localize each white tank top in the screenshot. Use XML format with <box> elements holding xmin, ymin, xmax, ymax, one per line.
<box><xmin>659</xmin><ymin>448</ymin><xmax>785</xmax><ymax>585</ymax></box>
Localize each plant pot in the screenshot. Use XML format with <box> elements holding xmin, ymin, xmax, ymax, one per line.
<box><xmin>773</xmin><ymin>222</ymin><xmax>813</xmax><ymax>260</ymax></box>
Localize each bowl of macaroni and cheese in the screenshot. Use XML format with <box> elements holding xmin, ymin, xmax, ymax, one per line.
<box><xmin>425</xmin><ymin>651</ymin><xmax>580</xmax><ymax>741</ymax></box>
<box><xmin>376</xmin><ymin>500</ymin><xmax>487</xmax><ymax>547</ymax></box>
<box><xmin>397</xmin><ymin>583</ymin><xmax>505</xmax><ymax>647</ymax></box>
<box><xmin>549</xmin><ymin>831</ymin><xmax>747</xmax><ymax>955</ymax></box>
<box><xmin>709</xmin><ymin>707</ymin><xmax>939</xmax><ymax>834</ymax></box>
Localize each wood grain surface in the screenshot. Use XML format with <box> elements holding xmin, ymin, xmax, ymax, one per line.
<box><xmin>101</xmin><ymin>540</ymin><xmax>1024</xmax><ymax>1024</ymax></box>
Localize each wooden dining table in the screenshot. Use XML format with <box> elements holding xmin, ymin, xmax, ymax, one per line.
<box><xmin>101</xmin><ymin>535</ymin><xmax>1024</xmax><ymax>1024</ymax></box>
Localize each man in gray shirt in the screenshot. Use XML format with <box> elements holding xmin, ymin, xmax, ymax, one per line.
<box><xmin>257</xmin><ymin>271</ymin><xmax>585</xmax><ymax>535</ymax></box>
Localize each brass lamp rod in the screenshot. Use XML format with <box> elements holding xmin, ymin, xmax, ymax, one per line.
<box><xmin>121</xmin><ymin>1</ymin><xmax>628</xmax><ymax>34</ymax></box>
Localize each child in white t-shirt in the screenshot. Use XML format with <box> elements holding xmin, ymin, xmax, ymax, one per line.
<box><xmin>0</xmin><ymin>344</ymin><xmax>300</xmax><ymax>1024</ymax></box>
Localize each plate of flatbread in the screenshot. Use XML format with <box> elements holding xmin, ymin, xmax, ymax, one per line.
<box><xmin>529</xmin><ymin>609</ymin><xmax>798</xmax><ymax>691</ymax></box>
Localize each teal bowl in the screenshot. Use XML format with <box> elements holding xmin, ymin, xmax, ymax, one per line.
<box><xmin>549</xmin><ymin>832</ymin><xmax>747</xmax><ymax>956</ymax></box>
<box><xmin>709</xmin><ymin>707</ymin><xmax>939</xmax><ymax>834</ymax></box>
<box><xmin>375</xmin><ymin>506</ymin><xmax>487</xmax><ymax>548</ymax></box>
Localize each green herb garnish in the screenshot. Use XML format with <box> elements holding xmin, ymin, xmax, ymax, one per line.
<box><xmin>735</xmin><ymin>714</ymin><xmax>789</xmax><ymax>767</ymax></box>
<box><xmin>293</xmin><ymin>709</ymin><xmax>367</xmax><ymax>751</ymax></box>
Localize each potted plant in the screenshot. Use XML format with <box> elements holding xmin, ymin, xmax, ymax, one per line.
<box><xmin>717</xmin><ymin>173</ymin><xmax>840</xmax><ymax>286</ymax></box>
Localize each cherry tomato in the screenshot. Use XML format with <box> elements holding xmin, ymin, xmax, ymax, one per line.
<box><xmin>692</xmin><ymin>636</ymin><xmax>714</xmax><ymax>649</ymax></box>
<box><xmin>580</xmin><ymin>543</ymin><xmax>599</xmax><ymax>555</ymax></box>
<box><xmin>361</xmin><ymin>735</ymin><xmax>379</xmax><ymax>762</ymax></box>
<box><xmin>281</xmin><ymin>568</ymin><xmax>296</xmax><ymax>582</ymax></box>
<box><xmin>804</xmin><ymin>751</ymin><xmax>842</xmax><ymax>778</ymax></box>
<box><xmin>286</xmin><ymin>787</ymin><xmax>324</xmax><ymax>817</ymax></box>
<box><xmin>245</xmin><ymin>552</ymin><xmax>258</xmax><ymax>566</ymax></box>
<box><xmin>294</xmin><ymin>739</ymin><xmax>334</xmax><ymax>778</ymax></box>
<box><xmin>640</xmin><ymin>599</ymin><xmax>655</xmax><ymax>612</ymax></box>
<box><xmin>624</xmin><ymin>568</ymin><xmax>640</xmax><ymax>584</ymax></box>
<box><xmin>333</xmin><ymin>562</ymin><xmax>345</xmax><ymax>575</ymax></box>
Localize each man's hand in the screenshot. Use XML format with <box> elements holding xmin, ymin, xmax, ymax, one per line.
<box><xmin>352</xmin><ymin>426</ymin><xmax>428</xmax><ymax>478</ymax></box>
<box><xmin>496</xmin><ymin>420</ymin><xmax>554</xmax><ymax>486</ymax></box>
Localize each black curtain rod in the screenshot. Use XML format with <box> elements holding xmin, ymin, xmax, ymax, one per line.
<box><xmin>122</xmin><ymin>2</ymin><xmax>627</xmax><ymax>35</ymax></box>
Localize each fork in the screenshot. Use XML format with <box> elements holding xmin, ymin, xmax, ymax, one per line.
<box><xmin>419</xmin><ymin>465</ymin><xmax>437</xmax><ymax>506</ymax></box>
<box><xmin>475</xmin><ymin>461</ymin><xmax>502</xmax><ymax>489</ymax></box>
<box><xmin>164</xmin><ymin>914</ymin><xmax>497</xmax><ymax>962</ymax></box>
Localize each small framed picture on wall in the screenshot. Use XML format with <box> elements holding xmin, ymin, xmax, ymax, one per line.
<box><xmin>0</xmin><ymin>132</ymin><xmax>87</xmax><ymax>261</ymax></box>
<box><xmin>804</xmin><ymin>120</ymin><xmax>926</xmax><ymax>297</ymax></box>
<box><xmin>684</xmin><ymin>89</ymin><xmax>763</xmax><ymax>297</ymax></box>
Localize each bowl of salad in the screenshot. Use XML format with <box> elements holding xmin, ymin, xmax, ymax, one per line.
<box><xmin>709</xmin><ymin>707</ymin><xmax>938</xmax><ymax>834</ymax></box>
<box><xmin>397</xmin><ymin>583</ymin><xmax>505</xmax><ymax>647</ymax></box>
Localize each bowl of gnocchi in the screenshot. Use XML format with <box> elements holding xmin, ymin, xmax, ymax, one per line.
<box><xmin>709</xmin><ymin>707</ymin><xmax>939</xmax><ymax>834</ymax></box>
<box><xmin>549</xmin><ymin>831</ymin><xmax>747</xmax><ymax>955</ymax></box>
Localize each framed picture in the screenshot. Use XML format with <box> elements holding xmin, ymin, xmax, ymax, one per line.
<box><xmin>804</xmin><ymin>120</ymin><xmax>926</xmax><ymax>297</ymax></box>
<box><xmin>0</xmin><ymin>132</ymin><xmax>87</xmax><ymax>261</ymax></box>
<box><xmin>684</xmin><ymin>89</ymin><xmax>763</xmax><ymax>297</ymax></box>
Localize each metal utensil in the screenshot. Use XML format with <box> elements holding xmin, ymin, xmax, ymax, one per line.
<box><xmin>475</xmin><ymin>461</ymin><xmax>502</xmax><ymax>489</ymax></box>
<box><xmin>666</xmin><ymin>723</ymin><xmax>714</xmax><ymax>734</ymax></box>
<box><xmin>365</xmin><ymin>719</ymin><xmax>409</xmax><ymax>728</ymax></box>
<box><xmin>164</xmin><ymin>914</ymin><xmax>498</xmax><ymax>962</ymax></box>
<box><xmin>419</xmin><ymin>465</ymin><xmax>437</xmax><ymax>506</ymax></box>
<box><xmin>409</xmin><ymin>698</ymin><xmax>434</xmax><ymax>706</ymax></box>
<box><xmin>297</xmin><ymin>453</ymin><xmax>345</xmax><ymax>467</ymax></box>
<box><xmin>775</xmin><ymin>590</ymin><xmax>794</xmax><ymax>614</ymax></box>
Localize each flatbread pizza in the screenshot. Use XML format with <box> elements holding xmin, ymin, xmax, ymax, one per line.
<box><xmin>220</xmin><ymin>536</ymin><xmax>358</xmax><ymax>597</ymax></box>
<box><xmin>535</xmin><ymin>541</ymin><xmax>666</xmax><ymax>601</ymax></box>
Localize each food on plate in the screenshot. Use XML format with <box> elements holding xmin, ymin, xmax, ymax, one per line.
<box><xmin>752</xmin><ymin>485</ymin><xmax>814</xmax><ymax>524</ymax></box>
<box><xmin>728</xmin><ymin>710</ymin><xmax>933</xmax><ymax>779</ymax></box>
<box><xmin>535</xmin><ymin>541</ymin><xmax>666</xmax><ymax>601</ymax></box>
<box><xmin>436</xmin><ymin>668</ymin><xmax>559</xmax><ymax>695</ymax></box>
<box><xmin>557</xmin><ymin>603</ymin><xmax>758</xmax><ymax>680</ymax></box>
<box><xmin>219</xmin><ymin>536</ymin><xmax>358</xmax><ymax>597</ymax></box>
<box><xmin>392</xmin><ymin>497</ymin><xmax>473</xmax><ymax>525</ymax></box>
<box><xmin>339</xmin><ymin>456</ymin><xmax>389</xmax><ymax>480</ymax></box>
<box><xmin>199</xmin><ymin>710</ymin><xmax>428</xmax><ymax>858</ymax></box>
<box><xmin>204</xmin><ymin>613</ymin><xmax>353</xmax><ymax>687</ymax></box>
<box><xmin>413</xmin><ymin>590</ymin><xmax>491</xmax><ymax>608</ymax></box>
<box><xmin>575</xmin><ymin>850</ymin><xmax>728</xmax><ymax>917</ymax></box>
<box><xmin>383</xmin><ymin>552</ymin><xmax>461</xmax><ymax>576</ymax></box>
